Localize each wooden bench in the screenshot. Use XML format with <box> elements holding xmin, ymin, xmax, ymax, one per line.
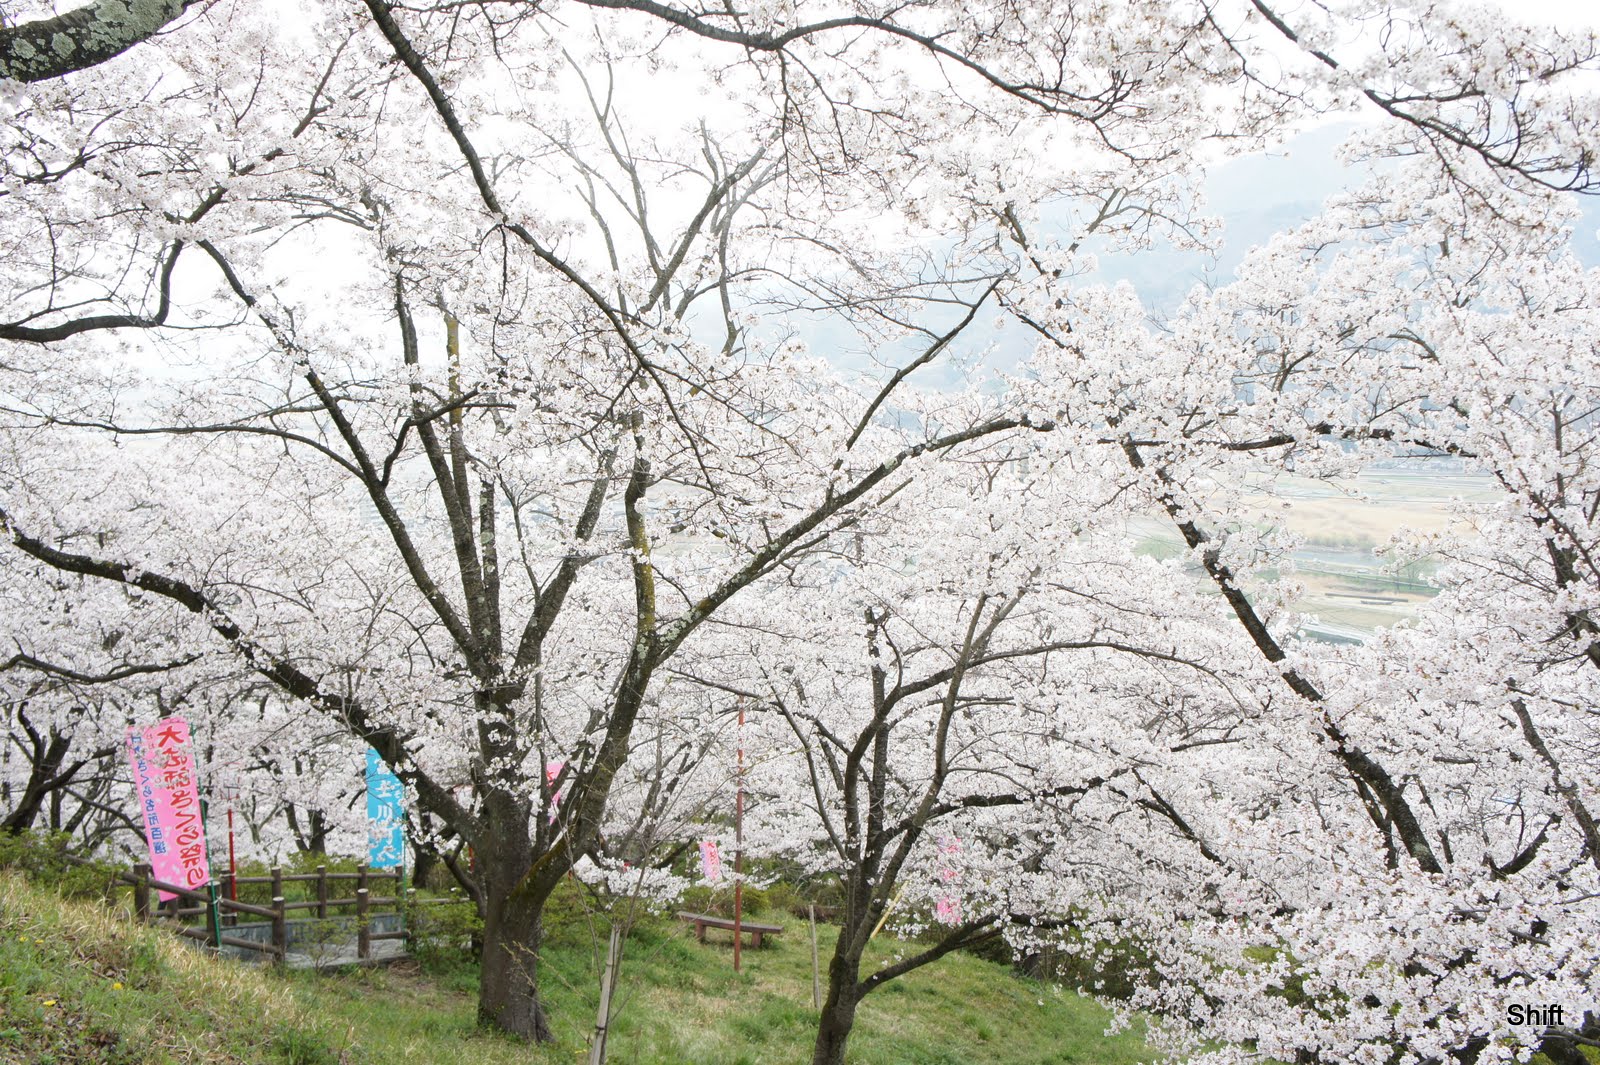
<box><xmin>677</xmin><ymin>911</ymin><xmax>784</xmax><ymax>948</ymax></box>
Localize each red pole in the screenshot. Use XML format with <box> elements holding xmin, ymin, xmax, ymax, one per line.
<box><xmin>227</xmin><ymin>805</ymin><xmax>237</xmax><ymax>900</ymax></box>
<box><xmin>734</xmin><ymin>699</ymin><xmax>745</xmax><ymax>974</ymax></box>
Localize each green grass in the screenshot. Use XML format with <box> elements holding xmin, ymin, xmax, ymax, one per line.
<box><xmin>0</xmin><ymin>871</ymin><xmax>348</xmax><ymax>1063</ymax></box>
<box><xmin>0</xmin><ymin>869</ymin><xmax>1153</xmax><ymax>1064</ymax></box>
<box><xmin>288</xmin><ymin>890</ymin><xmax>1154</xmax><ymax>1064</ymax></box>
<box><xmin>17</xmin><ymin>865</ymin><xmax>1589</xmax><ymax>1065</ymax></box>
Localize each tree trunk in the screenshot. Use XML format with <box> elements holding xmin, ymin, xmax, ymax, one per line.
<box><xmin>474</xmin><ymin>818</ymin><xmax>554</xmax><ymax>1042</ymax></box>
<box><xmin>411</xmin><ymin>845</ymin><xmax>438</xmax><ymax>889</ymax></box>
<box><xmin>478</xmin><ymin>877</ymin><xmax>554</xmax><ymax>1041</ymax></box>
<box><xmin>810</xmin><ymin>949</ymin><xmax>863</xmax><ymax>1065</ymax></box>
<box><xmin>1</xmin><ymin>731</ymin><xmax>74</xmax><ymax>834</ymax></box>
<box><xmin>286</xmin><ymin>804</ymin><xmax>328</xmax><ymax>854</ymax></box>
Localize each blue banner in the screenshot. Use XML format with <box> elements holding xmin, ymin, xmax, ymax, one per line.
<box><xmin>364</xmin><ymin>748</ymin><xmax>405</xmax><ymax>870</ymax></box>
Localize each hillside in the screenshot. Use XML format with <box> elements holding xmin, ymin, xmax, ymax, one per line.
<box><xmin>0</xmin><ymin>871</ymin><xmax>343</xmax><ymax>1064</ymax></box>
<box><xmin>0</xmin><ymin>871</ymin><xmax>1153</xmax><ymax>1064</ymax></box>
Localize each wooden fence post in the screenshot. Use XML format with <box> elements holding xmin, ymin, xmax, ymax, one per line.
<box><xmin>272</xmin><ymin>894</ymin><xmax>288</xmax><ymax>962</ymax></box>
<box><xmin>133</xmin><ymin>864</ymin><xmax>150</xmax><ymax>923</ymax></box>
<box><xmin>357</xmin><ymin>886</ymin><xmax>371</xmax><ymax>961</ymax></box>
<box><xmin>222</xmin><ymin>871</ymin><xmax>237</xmax><ymax>927</ymax></box>
<box><xmin>394</xmin><ymin>868</ymin><xmax>405</xmax><ymax>931</ymax></box>
<box><xmin>316</xmin><ymin>864</ymin><xmax>328</xmax><ymax>919</ymax></box>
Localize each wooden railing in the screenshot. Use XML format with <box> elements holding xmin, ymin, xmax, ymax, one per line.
<box><xmin>114</xmin><ymin>862</ymin><xmax>459</xmax><ymax>963</ymax></box>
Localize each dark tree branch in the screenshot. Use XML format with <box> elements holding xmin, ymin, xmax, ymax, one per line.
<box><xmin>0</xmin><ymin>651</ymin><xmax>201</xmax><ymax>683</ymax></box>
<box><xmin>0</xmin><ymin>242</ymin><xmax>184</xmax><ymax>342</ymax></box>
<box><xmin>856</xmin><ymin>916</ymin><xmax>1002</xmax><ymax>994</ymax></box>
<box><xmin>0</xmin><ymin>0</ymin><xmax>197</xmax><ymax>82</ymax></box>
<box><xmin>1249</xmin><ymin>0</ymin><xmax>1597</xmax><ymax>193</ymax></box>
<box><xmin>0</xmin><ymin>505</ymin><xmax>481</xmax><ymax>839</ymax></box>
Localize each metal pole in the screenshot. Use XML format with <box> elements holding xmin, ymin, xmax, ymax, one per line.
<box><xmin>207</xmin><ymin>879</ymin><xmax>222</xmax><ymax>948</ymax></box>
<box><xmin>357</xmin><ymin>863</ymin><xmax>371</xmax><ymax>960</ymax></box>
<box><xmin>226</xmin><ymin>805</ymin><xmax>237</xmax><ymax>901</ymax></box>
<box><xmin>733</xmin><ymin>699</ymin><xmax>744</xmax><ymax>974</ymax></box>
<box><xmin>357</xmin><ymin>887</ymin><xmax>371</xmax><ymax>961</ymax></box>
<box><xmin>200</xmin><ymin>796</ymin><xmax>221</xmax><ymax>948</ymax></box>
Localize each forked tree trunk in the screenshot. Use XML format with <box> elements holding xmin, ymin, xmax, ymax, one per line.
<box><xmin>1</xmin><ymin>728</ymin><xmax>75</xmax><ymax>834</ymax></box>
<box><xmin>286</xmin><ymin>804</ymin><xmax>328</xmax><ymax>854</ymax></box>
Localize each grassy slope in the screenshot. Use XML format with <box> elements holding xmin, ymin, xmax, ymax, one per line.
<box><xmin>0</xmin><ymin>872</ymin><xmax>1152</xmax><ymax>1064</ymax></box>
<box><xmin>0</xmin><ymin>871</ymin><xmax>343</xmax><ymax>1064</ymax></box>
<box><xmin>294</xmin><ymin>891</ymin><xmax>1154</xmax><ymax>1065</ymax></box>
<box><xmin>8</xmin><ymin>871</ymin><xmax>1592</xmax><ymax>1065</ymax></box>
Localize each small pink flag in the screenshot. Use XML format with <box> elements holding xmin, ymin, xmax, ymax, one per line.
<box><xmin>544</xmin><ymin>761</ymin><xmax>567</xmax><ymax>824</ymax></box>
<box><xmin>699</xmin><ymin>839</ymin><xmax>722</xmax><ymax>882</ymax></box>
<box><xmin>935</xmin><ymin>835</ymin><xmax>962</xmax><ymax>925</ymax></box>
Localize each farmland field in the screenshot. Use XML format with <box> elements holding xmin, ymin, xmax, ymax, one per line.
<box><xmin>1134</xmin><ymin>466</ymin><xmax>1501</xmax><ymax>641</ymax></box>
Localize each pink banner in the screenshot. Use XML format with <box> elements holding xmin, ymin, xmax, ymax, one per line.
<box><xmin>699</xmin><ymin>839</ymin><xmax>722</xmax><ymax>882</ymax></box>
<box><xmin>545</xmin><ymin>760</ymin><xmax>567</xmax><ymax>823</ymax></box>
<box><xmin>126</xmin><ymin>717</ymin><xmax>210</xmax><ymax>901</ymax></box>
<box><xmin>545</xmin><ymin>760</ymin><xmax>567</xmax><ymax>803</ymax></box>
<box><xmin>935</xmin><ymin>836</ymin><xmax>962</xmax><ymax>925</ymax></box>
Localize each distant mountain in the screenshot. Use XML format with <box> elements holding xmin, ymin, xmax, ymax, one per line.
<box><xmin>1096</xmin><ymin>121</ymin><xmax>1600</xmax><ymax>312</ymax></box>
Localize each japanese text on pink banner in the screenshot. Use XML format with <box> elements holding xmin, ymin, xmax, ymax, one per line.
<box><xmin>126</xmin><ymin>716</ymin><xmax>210</xmax><ymax>901</ymax></box>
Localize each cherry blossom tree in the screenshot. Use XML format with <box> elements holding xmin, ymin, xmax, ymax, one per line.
<box><xmin>2</xmin><ymin>0</ymin><xmax>1063</xmax><ymax>1035</ymax></box>
<box><xmin>705</xmin><ymin>433</ymin><xmax>1269</xmax><ymax>1065</ymax></box>
<box><xmin>988</xmin><ymin>140</ymin><xmax>1600</xmax><ymax>1061</ymax></box>
<box><xmin>4</xmin><ymin>0</ymin><xmax>1599</xmax><ymax>1050</ymax></box>
<box><xmin>0</xmin><ymin>510</ymin><xmax>210</xmax><ymax>843</ymax></box>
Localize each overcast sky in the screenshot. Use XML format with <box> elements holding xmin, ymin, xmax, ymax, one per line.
<box><xmin>1097</xmin><ymin>121</ymin><xmax>1600</xmax><ymax>313</ymax></box>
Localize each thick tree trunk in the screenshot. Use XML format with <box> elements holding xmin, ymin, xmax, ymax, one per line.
<box><xmin>473</xmin><ymin>816</ymin><xmax>555</xmax><ymax>1042</ymax></box>
<box><xmin>478</xmin><ymin>874</ymin><xmax>554</xmax><ymax>1041</ymax></box>
<box><xmin>810</xmin><ymin>947</ymin><xmax>863</xmax><ymax>1065</ymax></box>
<box><xmin>2</xmin><ymin>780</ymin><xmax>47</xmax><ymax>834</ymax></box>
<box><xmin>479</xmin><ymin>902</ymin><xmax>552</xmax><ymax>1040</ymax></box>
<box><xmin>410</xmin><ymin>846</ymin><xmax>438</xmax><ymax>889</ymax></box>
<box><xmin>285</xmin><ymin>804</ymin><xmax>328</xmax><ymax>854</ymax></box>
